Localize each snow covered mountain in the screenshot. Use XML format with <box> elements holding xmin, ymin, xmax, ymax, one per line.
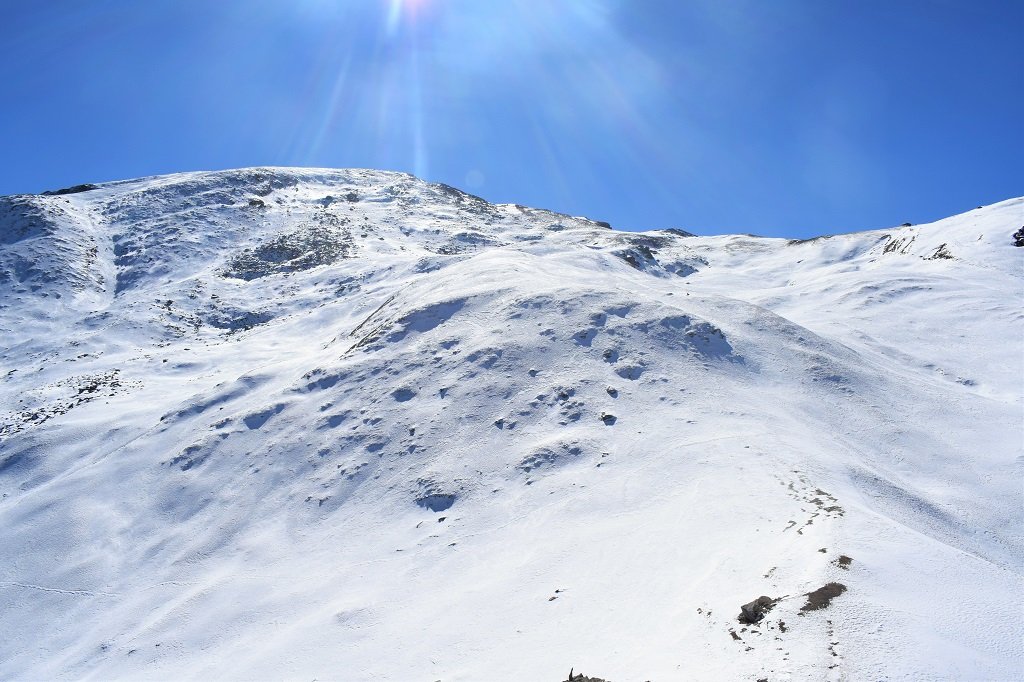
<box><xmin>0</xmin><ymin>168</ymin><xmax>1021</xmax><ymax>681</ymax></box>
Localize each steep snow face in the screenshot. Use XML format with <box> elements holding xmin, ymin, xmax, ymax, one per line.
<box><xmin>0</xmin><ymin>168</ymin><xmax>1021</xmax><ymax>681</ymax></box>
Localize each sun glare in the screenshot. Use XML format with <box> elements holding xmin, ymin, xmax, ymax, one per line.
<box><xmin>386</xmin><ymin>0</ymin><xmax>432</xmax><ymax>34</ymax></box>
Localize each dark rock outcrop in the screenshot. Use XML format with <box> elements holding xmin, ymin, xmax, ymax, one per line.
<box><xmin>41</xmin><ymin>183</ymin><xmax>98</xmax><ymax>196</ymax></box>
<box><xmin>738</xmin><ymin>595</ymin><xmax>778</xmax><ymax>624</ymax></box>
<box><xmin>562</xmin><ymin>671</ymin><xmax>610</xmax><ymax>682</ymax></box>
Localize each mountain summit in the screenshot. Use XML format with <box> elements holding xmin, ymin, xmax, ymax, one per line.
<box><xmin>1</xmin><ymin>168</ymin><xmax>1021</xmax><ymax>680</ymax></box>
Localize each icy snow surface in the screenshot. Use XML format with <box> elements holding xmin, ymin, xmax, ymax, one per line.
<box><xmin>0</xmin><ymin>168</ymin><xmax>1021</xmax><ymax>681</ymax></box>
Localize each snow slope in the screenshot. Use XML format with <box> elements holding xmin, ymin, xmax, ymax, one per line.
<box><xmin>0</xmin><ymin>168</ymin><xmax>1021</xmax><ymax>681</ymax></box>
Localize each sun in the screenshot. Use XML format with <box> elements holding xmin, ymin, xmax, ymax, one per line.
<box><xmin>387</xmin><ymin>0</ymin><xmax>434</xmax><ymax>32</ymax></box>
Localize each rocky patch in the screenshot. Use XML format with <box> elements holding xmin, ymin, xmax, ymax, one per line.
<box><xmin>0</xmin><ymin>370</ymin><xmax>139</xmax><ymax>440</ymax></box>
<box><xmin>222</xmin><ymin>217</ymin><xmax>355</xmax><ymax>280</ymax></box>
<box><xmin>925</xmin><ymin>243</ymin><xmax>954</xmax><ymax>260</ymax></box>
<box><xmin>800</xmin><ymin>582</ymin><xmax>847</xmax><ymax>612</ymax></box>
<box><xmin>41</xmin><ymin>183</ymin><xmax>99</xmax><ymax>196</ymax></box>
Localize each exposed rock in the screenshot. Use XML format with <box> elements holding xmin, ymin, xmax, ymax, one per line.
<box><xmin>41</xmin><ymin>183</ymin><xmax>98</xmax><ymax>196</ymax></box>
<box><xmin>738</xmin><ymin>595</ymin><xmax>778</xmax><ymax>624</ymax></box>
<box><xmin>925</xmin><ymin>243</ymin><xmax>954</xmax><ymax>260</ymax></box>
<box><xmin>663</xmin><ymin>227</ymin><xmax>696</xmax><ymax>237</ymax></box>
<box><xmin>562</xmin><ymin>671</ymin><xmax>610</xmax><ymax>682</ymax></box>
<box><xmin>800</xmin><ymin>582</ymin><xmax>847</xmax><ymax>612</ymax></box>
<box><xmin>833</xmin><ymin>555</ymin><xmax>853</xmax><ymax>570</ymax></box>
<box><xmin>221</xmin><ymin>220</ymin><xmax>354</xmax><ymax>280</ymax></box>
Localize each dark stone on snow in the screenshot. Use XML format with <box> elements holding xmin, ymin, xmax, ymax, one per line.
<box><xmin>926</xmin><ymin>243</ymin><xmax>954</xmax><ymax>260</ymax></box>
<box><xmin>738</xmin><ymin>595</ymin><xmax>778</xmax><ymax>624</ymax></box>
<box><xmin>562</xmin><ymin>671</ymin><xmax>610</xmax><ymax>682</ymax></box>
<box><xmin>41</xmin><ymin>183</ymin><xmax>98</xmax><ymax>196</ymax></box>
<box><xmin>663</xmin><ymin>227</ymin><xmax>696</xmax><ymax>237</ymax></box>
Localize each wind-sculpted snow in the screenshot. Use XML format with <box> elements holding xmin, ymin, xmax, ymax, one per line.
<box><xmin>0</xmin><ymin>168</ymin><xmax>1020</xmax><ymax>681</ymax></box>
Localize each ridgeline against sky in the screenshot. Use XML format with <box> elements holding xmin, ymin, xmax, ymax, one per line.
<box><xmin>1</xmin><ymin>0</ymin><xmax>1020</xmax><ymax>237</ymax></box>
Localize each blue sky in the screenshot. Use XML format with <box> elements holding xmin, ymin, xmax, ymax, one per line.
<box><xmin>1</xmin><ymin>0</ymin><xmax>1020</xmax><ymax>237</ymax></box>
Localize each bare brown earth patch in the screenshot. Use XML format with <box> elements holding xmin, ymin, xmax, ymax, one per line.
<box><xmin>800</xmin><ymin>582</ymin><xmax>847</xmax><ymax>612</ymax></box>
